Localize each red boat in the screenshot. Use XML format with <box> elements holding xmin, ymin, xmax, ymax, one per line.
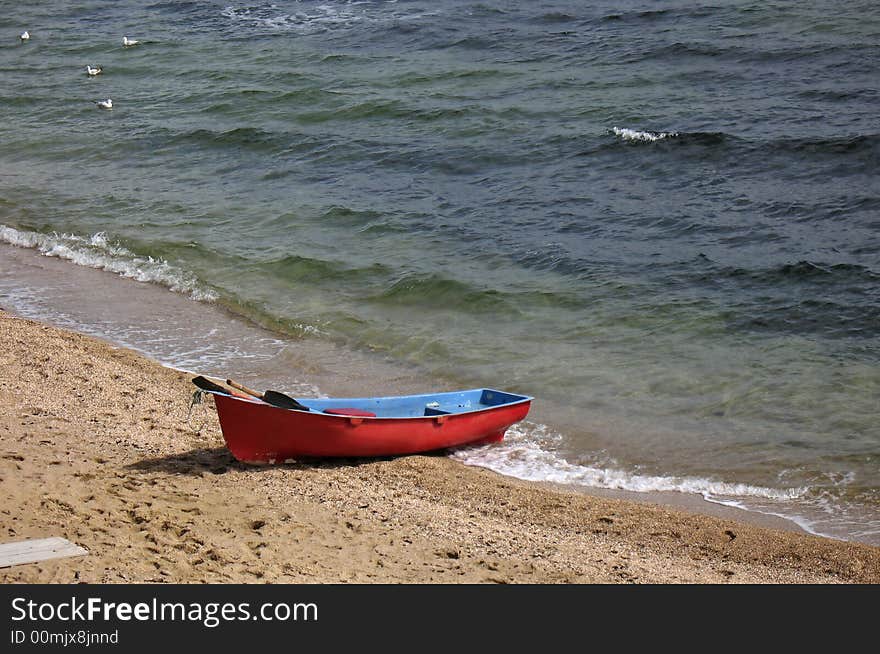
<box><xmin>192</xmin><ymin>377</ymin><xmax>532</xmax><ymax>463</ymax></box>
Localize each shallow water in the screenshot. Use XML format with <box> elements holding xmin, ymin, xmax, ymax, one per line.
<box><xmin>2</xmin><ymin>1</ymin><xmax>878</xmax><ymax>544</ymax></box>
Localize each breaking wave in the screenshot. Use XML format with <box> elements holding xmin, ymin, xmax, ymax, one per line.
<box><xmin>452</xmin><ymin>421</ymin><xmax>809</xmax><ymax>502</ymax></box>
<box><xmin>219</xmin><ymin>2</ymin><xmax>434</xmax><ymax>35</ymax></box>
<box><xmin>611</xmin><ymin>126</ymin><xmax>680</xmax><ymax>142</ymax></box>
<box><xmin>0</xmin><ymin>225</ymin><xmax>217</xmax><ymax>302</ymax></box>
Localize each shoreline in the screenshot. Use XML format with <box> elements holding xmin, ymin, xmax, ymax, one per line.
<box><xmin>0</xmin><ymin>241</ymin><xmax>838</xmax><ymax>545</ymax></box>
<box><xmin>553</xmin><ymin>481</ymin><xmax>810</xmax><ymax>537</ymax></box>
<box><xmin>0</xmin><ymin>240</ymin><xmax>872</xmax><ymax>548</ymax></box>
<box><xmin>2</xmin><ymin>308</ymin><xmax>879</xmax><ymax>583</ymax></box>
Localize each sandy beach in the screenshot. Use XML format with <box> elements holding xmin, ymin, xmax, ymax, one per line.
<box><xmin>1</xmin><ymin>308</ymin><xmax>879</xmax><ymax>584</ymax></box>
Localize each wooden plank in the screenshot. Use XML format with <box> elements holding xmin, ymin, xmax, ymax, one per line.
<box><xmin>0</xmin><ymin>537</ymin><xmax>88</xmax><ymax>568</ymax></box>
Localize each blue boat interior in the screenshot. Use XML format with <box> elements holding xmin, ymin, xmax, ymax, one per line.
<box><xmin>298</xmin><ymin>388</ymin><xmax>530</xmax><ymax>418</ymax></box>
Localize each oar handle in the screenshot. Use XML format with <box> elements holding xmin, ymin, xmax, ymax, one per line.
<box><xmin>226</xmin><ymin>379</ymin><xmax>263</xmax><ymax>399</ymax></box>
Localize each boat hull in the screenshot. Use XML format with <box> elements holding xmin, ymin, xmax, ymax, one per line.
<box><xmin>210</xmin><ymin>391</ymin><xmax>531</xmax><ymax>462</ymax></box>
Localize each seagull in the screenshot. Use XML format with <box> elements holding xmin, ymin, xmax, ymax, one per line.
<box><xmin>122</xmin><ymin>36</ymin><xmax>139</xmax><ymax>47</ymax></box>
<box><xmin>86</xmin><ymin>65</ymin><xmax>103</xmax><ymax>76</ymax></box>
<box><xmin>20</xmin><ymin>31</ymin><xmax>29</xmax><ymax>41</ymax></box>
<box><xmin>96</xmin><ymin>98</ymin><xmax>113</xmax><ymax>110</ymax></box>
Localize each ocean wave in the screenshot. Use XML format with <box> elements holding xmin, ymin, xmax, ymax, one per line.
<box><xmin>385</xmin><ymin>67</ymin><xmax>506</xmax><ymax>88</ymax></box>
<box><xmin>611</xmin><ymin>126</ymin><xmax>679</xmax><ymax>142</ymax></box>
<box><xmin>258</xmin><ymin>253</ymin><xmax>392</xmax><ymax>285</ymax></box>
<box><xmin>574</xmin><ymin>129</ymin><xmax>730</xmax><ymax>158</ymax></box>
<box><xmin>172</xmin><ymin>126</ymin><xmax>283</xmax><ymax>152</ymax></box>
<box><xmin>368</xmin><ymin>273</ymin><xmax>518</xmax><ymax>315</ymax></box>
<box><xmin>295</xmin><ymin>97</ymin><xmax>486</xmax><ymax>125</ymax></box>
<box><xmin>723</xmin><ymin>260</ymin><xmax>878</xmax><ymax>282</ymax></box>
<box><xmin>220</xmin><ymin>2</ymin><xmax>434</xmax><ymax>35</ymax></box>
<box><xmin>0</xmin><ymin>225</ymin><xmax>217</xmax><ymax>302</ymax></box>
<box><xmin>704</xmin><ymin>487</ymin><xmax>880</xmax><ymax>545</ymax></box>
<box><xmin>317</xmin><ymin>205</ymin><xmax>384</xmax><ymax>226</ymax></box>
<box><xmin>689</xmin><ymin>260</ymin><xmax>880</xmax><ymax>338</ymax></box>
<box><xmin>608</xmin><ymin>128</ymin><xmax>877</xmax><ymax>163</ymax></box>
<box><xmin>531</xmin><ymin>11</ymin><xmax>577</xmax><ymax>24</ymax></box>
<box><xmin>769</xmin><ymin>133</ymin><xmax>880</xmax><ymax>156</ymax></box>
<box><xmin>600</xmin><ymin>9</ymin><xmax>673</xmax><ymax>24</ymax></box>
<box><xmin>633</xmin><ymin>41</ymin><xmax>728</xmax><ymax>62</ymax></box>
<box><xmin>755</xmin><ymin>195</ymin><xmax>880</xmax><ymax>220</ymax></box>
<box><xmin>797</xmin><ymin>88</ymin><xmax>879</xmax><ymax>102</ymax></box>
<box><xmin>452</xmin><ymin>422</ymin><xmax>809</xmax><ymax>502</ymax></box>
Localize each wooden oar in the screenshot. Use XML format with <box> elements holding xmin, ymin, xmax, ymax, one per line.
<box><xmin>226</xmin><ymin>378</ymin><xmax>310</xmax><ymax>412</ymax></box>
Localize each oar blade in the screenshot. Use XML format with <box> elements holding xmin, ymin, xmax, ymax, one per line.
<box><xmin>192</xmin><ymin>376</ymin><xmax>229</xmax><ymax>394</ymax></box>
<box><xmin>262</xmin><ymin>390</ymin><xmax>310</xmax><ymax>412</ymax></box>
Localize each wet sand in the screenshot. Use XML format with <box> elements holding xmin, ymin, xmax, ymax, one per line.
<box><xmin>1</xmin><ymin>309</ymin><xmax>879</xmax><ymax>583</ymax></box>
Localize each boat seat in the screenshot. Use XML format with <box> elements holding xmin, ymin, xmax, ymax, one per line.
<box><xmin>323</xmin><ymin>408</ymin><xmax>377</xmax><ymax>418</ymax></box>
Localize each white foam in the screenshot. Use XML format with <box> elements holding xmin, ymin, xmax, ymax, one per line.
<box><xmin>0</xmin><ymin>224</ymin><xmax>217</xmax><ymax>302</ymax></box>
<box><xmin>451</xmin><ymin>422</ymin><xmax>880</xmax><ymax>545</ymax></box>
<box><xmin>452</xmin><ymin>421</ymin><xmax>807</xmax><ymax>502</ymax></box>
<box><xmin>292</xmin><ymin>322</ymin><xmax>324</xmax><ymax>337</ymax></box>
<box><xmin>0</xmin><ymin>248</ymin><xmax>321</xmax><ymax>397</ymax></box>
<box><xmin>612</xmin><ymin>126</ymin><xmax>678</xmax><ymax>142</ymax></box>
<box><xmin>704</xmin><ymin>491</ymin><xmax>880</xmax><ymax>544</ymax></box>
<box><xmin>220</xmin><ymin>2</ymin><xmax>435</xmax><ymax>34</ymax></box>
<box><xmin>699</xmin><ymin>495</ymin><xmax>826</xmax><ymax>538</ymax></box>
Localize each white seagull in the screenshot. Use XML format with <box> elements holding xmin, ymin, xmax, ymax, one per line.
<box><xmin>86</xmin><ymin>65</ymin><xmax>103</xmax><ymax>76</ymax></box>
<box><xmin>96</xmin><ymin>98</ymin><xmax>113</xmax><ymax>110</ymax></box>
<box><xmin>122</xmin><ymin>36</ymin><xmax>139</xmax><ymax>47</ymax></box>
<box><xmin>20</xmin><ymin>31</ymin><xmax>30</xmax><ymax>41</ymax></box>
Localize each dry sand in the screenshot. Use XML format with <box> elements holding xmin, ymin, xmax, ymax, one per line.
<box><xmin>1</xmin><ymin>309</ymin><xmax>878</xmax><ymax>584</ymax></box>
